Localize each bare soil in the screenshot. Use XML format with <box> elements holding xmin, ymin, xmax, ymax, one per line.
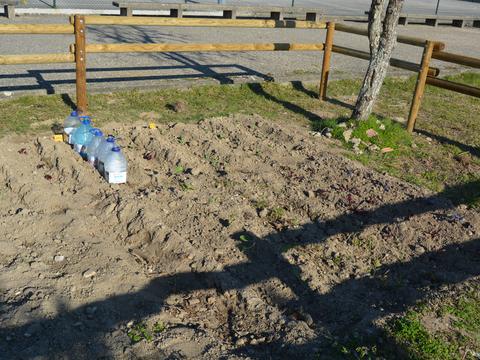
<box><xmin>0</xmin><ymin>114</ymin><xmax>479</xmax><ymax>359</ymax></box>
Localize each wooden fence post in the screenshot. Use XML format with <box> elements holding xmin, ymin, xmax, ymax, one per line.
<box><xmin>406</xmin><ymin>40</ymin><xmax>434</xmax><ymax>133</ymax></box>
<box><xmin>319</xmin><ymin>21</ymin><xmax>335</xmax><ymax>100</ymax></box>
<box><xmin>74</xmin><ymin>15</ymin><xmax>88</xmax><ymax>114</ymax></box>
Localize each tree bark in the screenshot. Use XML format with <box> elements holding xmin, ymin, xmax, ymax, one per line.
<box><xmin>352</xmin><ymin>0</ymin><xmax>404</xmax><ymax>120</ymax></box>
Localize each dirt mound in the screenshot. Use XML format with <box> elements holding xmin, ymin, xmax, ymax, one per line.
<box><xmin>0</xmin><ymin>114</ymin><xmax>478</xmax><ymax>359</ymax></box>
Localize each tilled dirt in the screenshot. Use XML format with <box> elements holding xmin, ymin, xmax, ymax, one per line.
<box><xmin>0</xmin><ymin>114</ymin><xmax>479</xmax><ymax>359</ymax></box>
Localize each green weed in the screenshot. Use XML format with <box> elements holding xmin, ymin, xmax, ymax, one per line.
<box><xmin>204</xmin><ymin>151</ymin><xmax>220</xmax><ymax>169</ymax></box>
<box><xmin>180</xmin><ymin>181</ymin><xmax>194</xmax><ymax>191</ymax></box>
<box><xmin>324</xmin><ymin>336</ymin><xmax>380</xmax><ymax>360</ymax></box>
<box><xmin>177</xmin><ymin>135</ymin><xmax>185</xmax><ymax>144</ymax></box>
<box><xmin>269</xmin><ymin>207</ymin><xmax>285</xmax><ymax>222</ymax></box>
<box><xmin>153</xmin><ymin>321</ymin><xmax>166</xmax><ymax>334</ymax></box>
<box><xmin>174</xmin><ymin>165</ymin><xmax>185</xmax><ymax>175</ymax></box>
<box><xmin>253</xmin><ymin>199</ymin><xmax>269</xmax><ymax>211</ymax></box>
<box><xmin>237</xmin><ymin>234</ymin><xmax>255</xmax><ymax>252</ymax></box>
<box><xmin>127</xmin><ymin>323</ymin><xmax>153</xmax><ymax>343</ymax></box>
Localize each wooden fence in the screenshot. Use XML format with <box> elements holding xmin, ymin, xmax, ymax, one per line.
<box><xmin>0</xmin><ymin>16</ymin><xmax>479</xmax><ymax>133</ymax></box>
<box><xmin>329</xmin><ymin>23</ymin><xmax>480</xmax><ymax>132</ymax></box>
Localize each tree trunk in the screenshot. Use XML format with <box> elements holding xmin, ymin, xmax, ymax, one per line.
<box><xmin>352</xmin><ymin>0</ymin><xmax>404</xmax><ymax>120</ymax></box>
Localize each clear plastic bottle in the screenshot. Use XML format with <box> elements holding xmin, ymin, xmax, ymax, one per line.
<box><xmin>86</xmin><ymin>129</ymin><xmax>104</xmax><ymax>166</ymax></box>
<box><xmin>71</xmin><ymin>117</ymin><xmax>93</xmax><ymax>155</ymax></box>
<box><xmin>96</xmin><ymin>135</ymin><xmax>116</xmax><ymax>175</ymax></box>
<box><xmin>63</xmin><ymin>110</ymin><xmax>80</xmax><ymax>144</ymax></box>
<box><xmin>104</xmin><ymin>147</ymin><xmax>127</xmax><ymax>184</ymax></box>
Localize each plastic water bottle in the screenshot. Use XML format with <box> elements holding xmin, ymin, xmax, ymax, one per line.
<box><xmin>96</xmin><ymin>135</ymin><xmax>116</xmax><ymax>175</ymax></box>
<box><xmin>71</xmin><ymin>116</ymin><xmax>93</xmax><ymax>155</ymax></box>
<box><xmin>86</xmin><ymin>129</ymin><xmax>104</xmax><ymax>166</ymax></box>
<box><xmin>103</xmin><ymin>147</ymin><xmax>127</xmax><ymax>184</ymax></box>
<box><xmin>63</xmin><ymin>110</ymin><xmax>80</xmax><ymax>144</ymax></box>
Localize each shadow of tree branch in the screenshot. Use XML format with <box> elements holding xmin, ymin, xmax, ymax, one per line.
<box><xmin>1</xmin><ymin>180</ymin><xmax>478</xmax><ymax>358</ymax></box>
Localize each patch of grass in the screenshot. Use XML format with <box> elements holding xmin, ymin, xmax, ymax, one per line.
<box><xmin>311</xmin><ymin>117</ymin><xmax>347</xmax><ymax>139</ymax></box>
<box><xmin>313</xmin><ymin>114</ymin><xmax>412</xmax><ymax>152</ymax></box>
<box><xmin>326</xmin><ymin>291</ymin><xmax>480</xmax><ymax>360</ymax></box>
<box><xmin>387</xmin><ymin>290</ymin><xmax>480</xmax><ymax>360</ymax></box>
<box><xmin>442</xmin><ymin>290</ymin><xmax>480</xmax><ymax>351</ymax></box>
<box><xmin>390</xmin><ymin>311</ymin><xmax>457</xmax><ymax>359</ymax></box>
<box><xmin>445</xmin><ymin>294</ymin><xmax>480</xmax><ymax>334</ymax></box>
<box><xmin>351</xmin><ymin>116</ymin><xmax>412</xmax><ymax>149</ymax></box>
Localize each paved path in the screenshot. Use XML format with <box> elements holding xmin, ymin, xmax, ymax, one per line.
<box><xmin>1</xmin><ymin>15</ymin><xmax>479</xmax><ymax>97</ymax></box>
<box><xmin>17</xmin><ymin>0</ymin><xmax>480</xmax><ymax>16</ymax></box>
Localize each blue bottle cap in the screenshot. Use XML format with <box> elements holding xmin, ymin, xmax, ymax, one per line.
<box><xmin>106</xmin><ymin>136</ymin><xmax>115</xmax><ymax>143</ymax></box>
<box><xmin>112</xmin><ymin>147</ymin><xmax>121</xmax><ymax>152</ymax></box>
<box><xmin>94</xmin><ymin>129</ymin><xmax>103</xmax><ymax>137</ymax></box>
<box><xmin>81</xmin><ymin>119</ymin><xmax>91</xmax><ymax>125</ymax></box>
<box><xmin>71</xmin><ymin>110</ymin><xmax>78</xmax><ymax>117</ymax></box>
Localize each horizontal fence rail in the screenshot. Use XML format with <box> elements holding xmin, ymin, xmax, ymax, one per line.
<box><xmin>331</xmin><ymin>45</ymin><xmax>439</xmax><ymax>77</ymax></box>
<box><xmin>77</xmin><ymin>16</ymin><xmax>328</xmax><ymax>29</ymax></box>
<box><xmin>431</xmin><ymin>51</ymin><xmax>480</xmax><ymax>69</ymax></box>
<box><xmin>0</xmin><ymin>24</ymin><xmax>74</xmax><ymax>34</ymax></box>
<box><xmin>79</xmin><ymin>43</ymin><xmax>325</xmax><ymax>53</ymax></box>
<box><xmin>426</xmin><ymin>77</ymin><xmax>480</xmax><ymax>98</ymax></box>
<box><xmin>0</xmin><ymin>54</ymin><xmax>75</xmax><ymax>65</ymax></box>
<box><xmin>335</xmin><ymin>23</ymin><xmax>445</xmax><ymax>51</ymax></box>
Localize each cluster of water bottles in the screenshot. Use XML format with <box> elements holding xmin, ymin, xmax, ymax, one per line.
<box><xmin>63</xmin><ymin>110</ymin><xmax>128</xmax><ymax>184</ymax></box>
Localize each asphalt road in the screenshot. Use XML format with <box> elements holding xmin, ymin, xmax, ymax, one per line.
<box><xmin>1</xmin><ymin>15</ymin><xmax>479</xmax><ymax>97</ymax></box>
<box><xmin>16</xmin><ymin>0</ymin><xmax>480</xmax><ymax>16</ymax></box>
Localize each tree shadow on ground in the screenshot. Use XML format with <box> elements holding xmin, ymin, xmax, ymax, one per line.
<box><xmin>1</xmin><ymin>180</ymin><xmax>479</xmax><ymax>359</ymax></box>
<box><xmin>325</xmin><ymin>96</ymin><xmax>356</xmax><ymax>111</ymax></box>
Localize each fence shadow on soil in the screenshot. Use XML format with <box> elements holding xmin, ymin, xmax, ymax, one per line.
<box><xmin>1</xmin><ymin>180</ymin><xmax>479</xmax><ymax>359</ymax></box>
<box><xmin>0</xmin><ymin>63</ymin><xmax>270</xmax><ymax>94</ymax></box>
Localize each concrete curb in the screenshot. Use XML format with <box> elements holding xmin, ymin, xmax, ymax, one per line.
<box><xmin>13</xmin><ymin>8</ymin><xmax>239</xmax><ymax>17</ymax></box>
